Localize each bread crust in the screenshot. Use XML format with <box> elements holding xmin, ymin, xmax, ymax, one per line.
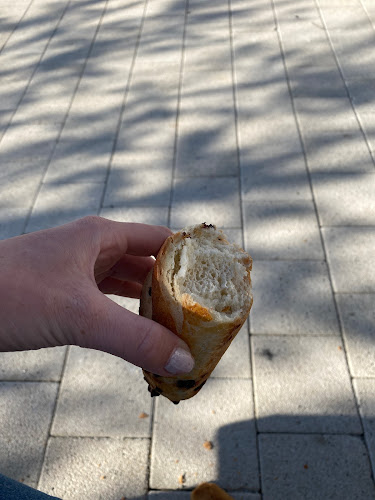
<box><xmin>139</xmin><ymin>223</ymin><xmax>253</xmax><ymax>403</ymax></box>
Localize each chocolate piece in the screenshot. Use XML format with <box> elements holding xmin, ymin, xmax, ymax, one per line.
<box><xmin>176</xmin><ymin>379</ymin><xmax>196</xmax><ymax>389</ymax></box>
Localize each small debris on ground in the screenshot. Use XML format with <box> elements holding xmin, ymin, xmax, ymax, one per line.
<box><xmin>203</xmin><ymin>440</ymin><xmax>214</xmax><ymax>450</ymax></box>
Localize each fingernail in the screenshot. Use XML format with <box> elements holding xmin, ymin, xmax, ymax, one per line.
<box><xmin>165</xmin><ymin>347</ymin><xmax>195</xmax><ymax>375</ymax></box>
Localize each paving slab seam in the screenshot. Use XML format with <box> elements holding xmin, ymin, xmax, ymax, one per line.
<box><xmin>167</xmin><ymin>0</ymin><xmax>192</xmax><ymax>228</ymax></box>
<box><xmin>258</xmin><ymin>2</ymin><xmax>370</xmax><ymax>490</ymax></box>
<box><xmin>315</xmin><ymin>0</ymin><xmax>375</xmax><ymax>169</ymax></box>
<box><xmin>0</xmin><ymin>0</ymin><xmax>71</xmax><ymax>147</ymax></box>
<box><xmin>98</xmin><ymin>0</ymin><xmax>149</xmax><ymax>211</ymax></box>
<box><xmin>360</xmin><ymin>0</ymin><xmax>375</xmax><ymax>33</ymax></box>
<box><xmin>272</xmin><ymin>0</ymin><xmax>365</xmax><ymax>400</ymax></box>
<box><xmin>0</xmin><ymin>0</ymin><xmax>34</xmax><ymax>55</ymax></box>
<box><xmin>36</xmin><ymin>345</ymin><xmax>70</xmax><ymax>490</ymax></box>
<box><xmin>17</xmin><ymin>0</ymin><xmax>110</xmax><ymax>236</ymax></box>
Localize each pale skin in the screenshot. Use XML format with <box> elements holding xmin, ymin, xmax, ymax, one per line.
<box><xmin>0</xmin><ymin>216</ymin><xmax>194</xmax><ymax>376</ymax></box>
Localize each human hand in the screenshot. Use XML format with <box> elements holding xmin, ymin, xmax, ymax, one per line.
<box><xmin>0</xmin><ymin>216</ymin><xmax>194</xmax><ymax>376</ymax></box>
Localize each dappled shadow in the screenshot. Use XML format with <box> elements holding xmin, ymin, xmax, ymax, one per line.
<box><xmin>1</xmin><ymin>0</ymin><xmax>375</xmax><ymax>498</ymax></box>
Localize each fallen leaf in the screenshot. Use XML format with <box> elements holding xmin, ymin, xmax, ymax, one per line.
<box><xmin>203</xmin><ymin>440</ymin><xmax>213</xmax><ymax>450</ymax></box>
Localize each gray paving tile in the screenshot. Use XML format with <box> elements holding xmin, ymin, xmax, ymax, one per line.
<box><xmin>295</xmin><ymin>97</ymin><xmax>360</xmax><ymax>134</ymax></box>
<box><xmin>150</xmin><ymin>378</ymin><xmax>258</xmax><ymax>491</ymax></box>
<box><xmin>353</xmin><ymin>378</ymin><xmax>375</xmax><ymax>479</ymax></box>
<box><xmin>0</xmin><ymin>207</ymin><xmax>29</xmax><ymax>239</ymax></box>
<box><xmin>250</xmin><ymin>260</ymin><xmax>340</xmax><ymax>335</ymax></box>
<box><xmin>176</xmin><ymin>110</ymin><xmax>238</xmax><ymax>177</ymax></box>
<box><xmin>0</xmin><ymin>382</ymin><xmax>58</xmax><ymax>488</ymax></box>
<box><xmin>259</xmin><ymin>434</ymin><xmax>375</xmax><ymax>500</ymax></box>
<box><xmin>337</xmin><ymin>294</ymin><xmax>375</xmax><ymax>377</ymax></box>
<box><xmin>39</xmin><ymin>437</ymin><xmax>149</xmax><ymax>500</ymax></box>
<box><xmin>0</xmin><ymin>160</ymin><xmax>46</xmax><ymax>209</ymax></box>
<box><xmin>44</xmin><ymin>137</ymin><xmax>113</xmax><ymax>184</ymax></box>
<box><xmin>323</xmin><ymin>30</ymin><xmax>375</xmax><ymax>80</ymax></box>
<box><xmin>100</xmin><ymin>206</ymin><xmax>169</xmax><ymax>227</ymax></box>
<box><xmin>171</xmin><ymin>176</ymin><xmax>242</xmax><ymax>228</ymax></box>
<box><xmin>312</xmin><ymin>172</ymin><xmax>375</xmax><ymax>226</ymax></box>
<box><xmin>231</xmin><ymin>0</ymin><xmax>275</xmax><ymax>32</ymax></box>
<box><xmin>104</xmin><ymin>165</ymin><xmax>173</xmax><ymax>207</ymax></box>
<box><xmin>241</xmin><ymin>155</ymin><xmax>312</xmax><ymax>201</ymax></box>
<box><xmin>253</xmin><ymin>335</ymin><xmax>361</xmax><ymax>434</ymax></box>
<box><xmin>0</xmin><ymin>121</ymin><xmax>60</xmax><ymax>161</ymax></box>
<box><xmin>146</xmin><ymin>0</ymin><xmax>187</xmax><ymax>17</ymax></box>
<box><xmin>322</xmin><ymin>227</ymin><xmax>375</xmax><ymax>293</ymax></box>
<box><xmin>52</xmin><ymin>346</ymin><xmax>153</xmax><ymax>437</ymax></box>
<box><xmin>116</xmin><ymin>95</ymin><xmax>178</xmax><ymax>153</ymax></box>
<box><xmin>211</xmin><ymin>321</ymin><xmax>251</xmax><ymax>378</ymax></box>
<box><xmin>136</xmin><ymin>16</ymin><xmax>185</xmax><ymax>63</ymax></box>
<box><xmin>243</xmin><ymin>200</ymin><xmax>324</xmax><ymax>260</ymax></box>
<box><xmin>0</xmin><ymin>347</ymin><xmax>66</xmax><ymax>381</ymax></box>
<box><xmin>25</xmin><ymin>182</ymin><xmax>104</xmax><ymax>232</ymax></box>
<box><xmin>302</xmin><ymin>130</ymin><xmax>375</xmax><ymax>174</ymax></box>
<box><xmin>346</xmin><ymin>78</ymin><xmax>375</xmax><ymax>112</ymax></box>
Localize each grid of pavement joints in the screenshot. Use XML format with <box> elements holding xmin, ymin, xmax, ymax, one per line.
<box><xmin>1</xmin><ymin>0</ymin><xmax>375</xmax><ymax>498</ymax></box>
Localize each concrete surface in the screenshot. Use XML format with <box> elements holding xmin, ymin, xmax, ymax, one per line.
<box><xmin>1</xmin><ymin>0</ymin><xmax>375</xmax><ymax>498</ymax></box>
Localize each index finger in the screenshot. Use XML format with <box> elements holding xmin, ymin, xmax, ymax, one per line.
<box><xmin>100</xmin><ymin>218</ymin><xmax>173</xmax><ymax>257</ymax></box>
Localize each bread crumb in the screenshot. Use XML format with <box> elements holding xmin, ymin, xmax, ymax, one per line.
<box><xmin>178</xmin><ymin>473</ymin><xmax>186</xmax><ymax>485</ymax></box>
<box><xmin>304</xmin><ymin>464</ymin><xmax>308</xmax><ymax>470</ymax></box>
<box><xmin>138</xmin><ymin>412</ymin><xmax>149</xmax><ymax>419</ymax></box>
<box><xmin>100</xmin><ymin>475</ymin><xmax>106</xmax><ymax>480</ymax></box>
<box><xmin>203</xmin><ymin>440</ymin><xmax>214</xmax><ymax>450</ymax></box>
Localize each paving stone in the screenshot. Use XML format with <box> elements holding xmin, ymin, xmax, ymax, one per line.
<box><xmin>0</xmin><ymin>121</ymin><xmax>60</xmax><ymax>161</ymax></box>
<box><xmin>336</xmin><ymin>294</ymin><xmax>375</xmax><ymax>377</ymax></box>
<box><xmin>0</xmin><ymin>160</ymin><xmax>46</xmax><ymax>209</ymax></box>
<box><xmin>25</xmin><ymin>182</ymin><xmax>104</xmax><ymax>233</ymax></box>
<box><xmin>171</xmin><ymin>176</ymin><xmax>242</xmax><ymax>228</ymax></box>
<box><xmin>250</xmin><ymin>260</ymin><xmax>340</xmax><ymax>335</ymax></box>
<box><xmin>295</xmin><ymin>97</ymin><xmax>360</xmax><ymax>134</ymax></box>
<box><xmin>302</xmin><ymin>130</ymin><xmax>375</xmax><ymax>174</ymax></box>
<box><xmin>323</xmin><ymin>29</ymin><xmax>375</xmax><ymax>80</ymax></box>
<box><xmin>353</xmin><ymin>378</ymin><xmax>375</xmax><ymax>478</ymax></box>
<box><xmin>322</xmin><ymin>227</ymin><xmax>375</xmax><ymax>293</ymax></box>
<box><xmin>150</xmin><ymin>378</ymin><xmax>258</xmax><ymax>491</ymax></box>
<box><xmin>231</xmin><ymin>0</ymin><xmax>276</xmax><ymax>32</ymax></box>
<box><xmin>243</xmin><ymin>200</ymin><xmax>323</xmax><ymax>260</ymax></box>
<box><xmin>148</xmin><ymin>491</ymin><xmax>261</xmax><ymax>499</ymax></box>
<box><xmin>100</xmin><ymin>206</ymin><xmax>169</xmax><ymax>227</ymax></box>
<box><xmin>184</xmin><ymin>35</ymin><xmax>231</xmax><ymax>72</ymax></box>
<box><xmin>38</xmin><ymin>437</ymin><xmax>149</xmax><ymax>500</ymax></box>
<box><xmin>146</xmin><ymin>0</ymin><xmax>187</xmax><ymax>17</ymax></box>
<box><xmin>52</xmin><ymin>346</ymin><xmax>153</xmax><ymax>437</ymax></box>
<box><xmin>211</xmin><ymin>321</ymin><xmax>251</xmax><ymax>378</ymax></box>
<box><xmin>311</xmin><ymin>172</ymin><xmax>375</xmax><ymax>225</ymax></box>
<box><xmin>259</xmin><ymin>434</ymin><xmax>375</xmax><ymax>500</ymax></box>
<box><xmin>107</xmin><ymin>295</ymin><xmax>140</xmax><ymax>315</ymax></box>
<box><xmin>176</xmin><ymin>110</ymin><xmax>238</xmax><ymax>177</ymax></box>
<box><xmin>0</xmin><ymin>347</ymin><xmax>66</xmax><ymax>381</ymax></box>
<box><xmin>44</xmin><ymin>137</ymin><xmax>114</xmax><ymax>184</ymax></box>
<box><xmin>241</xmin><ymin>154</ymin><xmax>312</xmax><ymax>201</ymax></box>
<box><xmin>136</xmin><ymin>16</ymin><xmax>185</xmax><ymax>63</ymax></box>
<box><xmin>104</xmin><ymin>165</ymin><xmax>173</xmax><ymax>207</ymax></box>
<box><xmin>253</xmin><ymin>335</ymin><xmax>361</xmax><ymax>433</ymax></box>
<box><xmin>0</xmin><ymin>382</ymin><xmax>58</xmax><ymax>488</ymax></box>
<box><xmin>0</xmin><ymin>207</ymin><xmax>29</xmax><ymax>239</ymax></box>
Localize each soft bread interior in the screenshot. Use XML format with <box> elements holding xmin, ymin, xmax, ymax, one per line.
<box><xmin>171</xmin><ymin>226</ymin><xmax>251</xmax><ymax>320</ymax></box>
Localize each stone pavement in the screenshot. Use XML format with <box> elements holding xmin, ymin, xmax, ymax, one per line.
<box><xmin>1</xmin><ymin>0</ymin><xmax>375</xmax><ymax>498</ymax></box>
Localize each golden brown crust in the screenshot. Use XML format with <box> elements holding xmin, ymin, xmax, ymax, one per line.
<box><xmin>140</xmin><ymin>223</ymin><xmax>253</xmax><ymax>403</ymax></box>
<box><xmin>191</xmin><ymin>482</ymin><xmax>235</xmax><ymax>500</ymax></box>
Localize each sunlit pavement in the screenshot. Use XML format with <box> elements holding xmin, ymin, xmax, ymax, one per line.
<box><xmin>1</xmin><ymin>0</ymin><xmax>375</xmax><ymax>498</ymax></box>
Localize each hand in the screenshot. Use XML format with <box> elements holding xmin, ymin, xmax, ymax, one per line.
<box><xmin>0</xmin><ymin>216</ymin><xmax>194</xmax><ymax>376</ymax></box>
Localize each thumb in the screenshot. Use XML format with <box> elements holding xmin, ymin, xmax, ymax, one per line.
<box><xmin>78</xmin><ymin>290</ymin><xmax>195</xmax><ymax>376</ymax></box>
